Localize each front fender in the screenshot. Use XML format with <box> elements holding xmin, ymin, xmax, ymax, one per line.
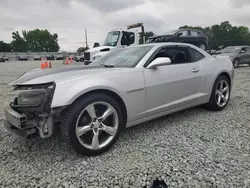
<box><xmin>51</xmin><ymin>79</ymin><xmax>126</xmax><ymax>108</ymax></box>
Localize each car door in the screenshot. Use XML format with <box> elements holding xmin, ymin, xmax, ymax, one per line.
<box><xmin>238</xmin><ymin>47</ymin><xmax>249</xmax><ymax>64</ymax></box>
<box><xmin>143</xmin><ymin>45</ymin><xmax>203</xmax><ymax>116</ymax></box>
<box><xmin>244</xmin><ymin>47</ymin><xmax>250</xmax><ymax>64</ymax></box>
<box><xmin>189</xmin><ymin>30</ymin><xmax>200</xmax><ymax>46</ymax></box>
<box><xmin>175</xmin><ymin>30</ymin><xmax>190</xmax><ymax>43</ymax></box>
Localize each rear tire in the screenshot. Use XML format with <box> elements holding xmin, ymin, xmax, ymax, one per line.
<box><xmin>199</xmin><ymin>43</ymin><xmax>207</xmax><ymax>51</ymax></box>
<box><xmin>80</xmin><ymin>58</ymin><xmax>84</xmax><ymax>62</ymax></box>
<box><xmin>205</xmin><ymin>75</ymin><xmax>231</xmax><ymax>111</ymax></box>
<box><xmin>61</xmin><ymin>93</ymin><xmax>124</xmax><ymax>156</ymax></box>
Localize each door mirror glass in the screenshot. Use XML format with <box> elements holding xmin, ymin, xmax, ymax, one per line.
<box><xmin>147</xmin><ymin>57</ymin><xmax>171</xmax><ymax>69</ymax></box>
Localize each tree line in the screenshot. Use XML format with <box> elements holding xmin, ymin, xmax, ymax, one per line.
<box><xmin>1</xmin><ymin>21</ymin><xmax>250</xmax><ymax>52</ymax></box>
<box><xmin>0</xmin><ymin>29</ymin><xmax>60</xmax><ymax>52</ymax></box>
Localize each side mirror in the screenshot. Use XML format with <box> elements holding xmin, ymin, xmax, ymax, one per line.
<box><xmin>240</xmin><ymin>50</ymin><xmax>245</xmax><ymax>54</ymax></box>
<box><xmin>147</xmin><ymin>57</ymin><xmax>171</xmax><ymax>69</ymax></box>
<box><xmin>177</xmin><ymin>33</ymin><xmax>183</xmax><ymax>37</ymax></box>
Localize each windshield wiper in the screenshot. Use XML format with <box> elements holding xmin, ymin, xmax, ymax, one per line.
<box><xmin>100</xmin><ymin>64</ymin><xmax>114</xmax><ymax>68</ymax></box>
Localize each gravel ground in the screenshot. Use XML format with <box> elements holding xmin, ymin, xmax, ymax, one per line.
<box><xmin>0</xmin><ymin>61</ymin><xmax>250</xmax><ymax>188</ymax></box>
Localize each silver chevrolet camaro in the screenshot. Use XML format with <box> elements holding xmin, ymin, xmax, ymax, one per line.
<box><xmin>4</xmin><ymin>43</ymin><xmax>234</xmax><ymax>156</ymax></box>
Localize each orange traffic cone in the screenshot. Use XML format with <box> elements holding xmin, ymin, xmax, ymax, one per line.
<box><xmin>41</xmin><ymin>62</ymin><xmax>45</xmax><ymax>69</ymax></box>
<box><xmin>44</xmin><ymin>61</ymin><xmax>48</xmax><ymax>68</ymax></box>
<box><xmin>65</xmin><ymin>58</ymin><xmax>69</xmax><ymax>65</ymax></box>
<box><xmin>40</xmin><ymin>58</ymin><xmax>45</xmax><ymax>69</ymax></box>
<box><xmin>70</xmin><ymin>57</ymin><xmax>73</xmax><ymax>63</ymax></box>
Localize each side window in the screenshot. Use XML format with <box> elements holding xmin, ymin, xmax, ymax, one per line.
<box><xmin>121</xmin><ymin>32</ymin><xmax>135</xmax><ymax>46</ymax></box>
<box><xmin>190</xmin><ymin>48</ymin><xmax>205</xmax><ymax>62</ymax></box>
<box><xmin>178</xmin><ymin>30</ymin><xmax>189</xmax><ymax>37</ymax></box>
<box><xmin>152</xmin><ymin>47</ymin><xmax>192</xmax><ymax>64</ymax></box>
<box><xmin>241</xmin><ymin>47</ymin><xmax>246</xmax><ymax>53</ymax></box>
<box><xmin>246</xmin><ymin>47</ymin><xmax>250</xmax><ymax>52</ymax></box>
<box><xmin>191</xmin><ymin>31</ymin><xmax>199</xmax><ymax>36</ymax></box>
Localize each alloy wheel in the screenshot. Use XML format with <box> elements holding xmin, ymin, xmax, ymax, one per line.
<box><xmin>200</xmin><ymin>44</ymin><xmax>206</xmax><ymax>51</ymax></box>
<box><xmin>75</xmin><ymin>101</ymin><xmax>119</xmax><ymax>150</ymax></box>
<box><xmin>215</xmin><ymin>80</ymin><xmax>230</xmax><ymax>108</ymax></box>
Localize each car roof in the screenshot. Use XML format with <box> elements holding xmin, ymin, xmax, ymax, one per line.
<box><xmin>131</xmin><ymin>42</ymin><xmax>200</xmax><ymax>48</ymax></box>
<box><xmin>178</xmin><ymin>28</ymin><xmax>203</xmax><ymax>32</ymax></box>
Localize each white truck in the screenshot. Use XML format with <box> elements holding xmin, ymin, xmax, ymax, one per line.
<box><xmin>83</xmin><ymin>23</ymin><xmax>145</xmax><ymax>65</ymax></box>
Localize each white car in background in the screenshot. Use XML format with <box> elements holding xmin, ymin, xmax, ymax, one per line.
<box><xmin>74</xmin><ymin>55</ymin><xmax>85</xmax><ymax>62</ymax></box>
<box><xmin>4</xmin><ymin>43</ymin><xmax>234</xmax><ymax>156</ymax></box>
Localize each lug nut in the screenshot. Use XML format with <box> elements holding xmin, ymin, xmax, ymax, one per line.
<box><xmin>98</xmin><ymin>119</ymin><xmax>102</xmax><ymax>122</ymax></box>
<box><xmin>93</xmin><ymin>118</ymin><xmax>97</xmax><ymax>122</ymax></box>
<box><xmin>99</xmin><ymin>124</ymin><xmax>102</xmax><ymax>128</ymax></box>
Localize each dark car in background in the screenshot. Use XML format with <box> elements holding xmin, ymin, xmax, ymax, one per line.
<box><xmin>0</xmin><ymin>57</ymin><xmax>5</xmax><ymax>62</ymax></box>
<box><xmin>148</xmin><ymin>28</ymin><xmax>209</xmax><ymax>51</ymax></box>
<box><xmin>18</xmin><ymin>55</ymin><xmax>28</xmax><ymax>61</ymax></box>
<box><xmin>214</xmin><ymin>46</ymin><xmax>250</xmax><ymax>68</ymax></box>
<box><xmin>46</xmin><ymin>55</ymin><xmax>55</xmax><ymax>60</ymax></box>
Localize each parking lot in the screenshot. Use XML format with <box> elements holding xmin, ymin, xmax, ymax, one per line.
<box><xmin>0</xmin><ymin>61</ymin><xmax>250</xmax><ymax>187</ymax></box>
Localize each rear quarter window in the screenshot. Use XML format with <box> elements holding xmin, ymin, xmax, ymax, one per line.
<box><xmin>190</xmin><ymin>48</ymin><xmax>205</xmax><ymax>62</ymax></box>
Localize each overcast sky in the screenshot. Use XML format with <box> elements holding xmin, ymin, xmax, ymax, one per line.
<box><xmin>1</xmin><ymin>0</ymin><xmax>250</xmax><ymax>52</ymax></box>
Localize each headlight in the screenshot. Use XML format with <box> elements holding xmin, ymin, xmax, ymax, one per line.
<box><xmin>17</xmin><ymin>89</ymin><xmax>46</xmax><ymax>106</ymax></box>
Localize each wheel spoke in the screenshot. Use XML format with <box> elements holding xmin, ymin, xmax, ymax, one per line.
<box><xmin>77</xmin><ymin>125</ymin><xmax>91</xmax><ymax>137</ymax></box>
<box><xmin>100</xmin><ymin>105</ymin><xmax>115</xmax><ymax>121</ymax></box>
<box><xmin>222</xmin><ymin>86</ymin><xmax>228</xmax><ymax>93</ymax></box>
<box><xmin>86</xmin><ymin>104</ymin><xmax>96</xmax><ymax>119</ymax></box>
<box><xmin>219</xmin><ymin>81</ymin><xmax>224</xmax><ymax>91</ymax></box>
<box><xmin>221</xmin><ymin>95</ymin><xmax>227</xmax><ymax>102</ymax></box>
<box><xmin>216</xmin><ymin>90</ymin><xmax>222</xmax><ymax>95</ymax></box>
<box><xmin>102</xmin><ymin>123</ymin><xmax>117</xmax><ymax>136</ymax></box>
<box><xmin>217</xmin><ymin>95</ymin><xmax>222</xmax><ymax>105</ymax></box>
<box><xmin>91</xmin><ymin>132</ymin><xmax>99</xmax><ymax>149</ymax></box>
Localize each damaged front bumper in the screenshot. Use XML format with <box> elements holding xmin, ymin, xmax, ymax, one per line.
<box><xmin>3</xmin><ymin>82</ymin><xmax>58</xmax><ymax>139</ymax></box>
<box><xmin>4</xmin><ymin>103</ymin><xmax>35</xmax><ymax>138</ymax></box>
<box><xmin>4</xmin><ymin>103</ymin><xmax>54</xmax><ymax>139</ymax></box>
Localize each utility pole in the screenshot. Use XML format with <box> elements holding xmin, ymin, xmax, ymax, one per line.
<box><xmin>85</xmin><ymin>29</ymin><xmax>88</xmax><ymax>47</ymax></box>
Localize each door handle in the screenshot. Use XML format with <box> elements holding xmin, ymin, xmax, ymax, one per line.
<box><xmin>192</xmin><ymin>68</ymin><xmax>199</xmax><ymax>73</ymax></box>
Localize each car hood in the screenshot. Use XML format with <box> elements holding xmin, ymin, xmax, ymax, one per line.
<box><xmin>9</xmin><ymin>65</ymin><xmax>130</xmax><ymax>86</ymax></box>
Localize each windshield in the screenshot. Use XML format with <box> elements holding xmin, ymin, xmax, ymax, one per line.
<box><xmin>103</xmin><ymin>31</ymin><xmax>120</xmax><ymax>47</ymax></box>
<box><xmin>91</xmin><ymin>45</ymin><xmax>153</xmax><ymax>68</ymax></box>
<box><xmin>221</xmin><ymin>46</ymin><xmax>241</xmax><ymax>53</ymax></box>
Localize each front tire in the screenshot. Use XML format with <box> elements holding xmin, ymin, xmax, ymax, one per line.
<box><xmin>61</xmin><ymin>93</ymin><xmax>124</xmax><ymax>156</ymax></box>
<box><xmin>205</xmin><ymin>75</ymin><xmax>231</xmax><ymax>111</ymax></box>
<box><xmin>233</xmin><ymin>59</ymin><xmax>239</xmax><ymax>68</ymax></box>
<box><xmin>80</xmin><ymin>58</ymin><xmax>84</xmax><ymax>62</ymax></box>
